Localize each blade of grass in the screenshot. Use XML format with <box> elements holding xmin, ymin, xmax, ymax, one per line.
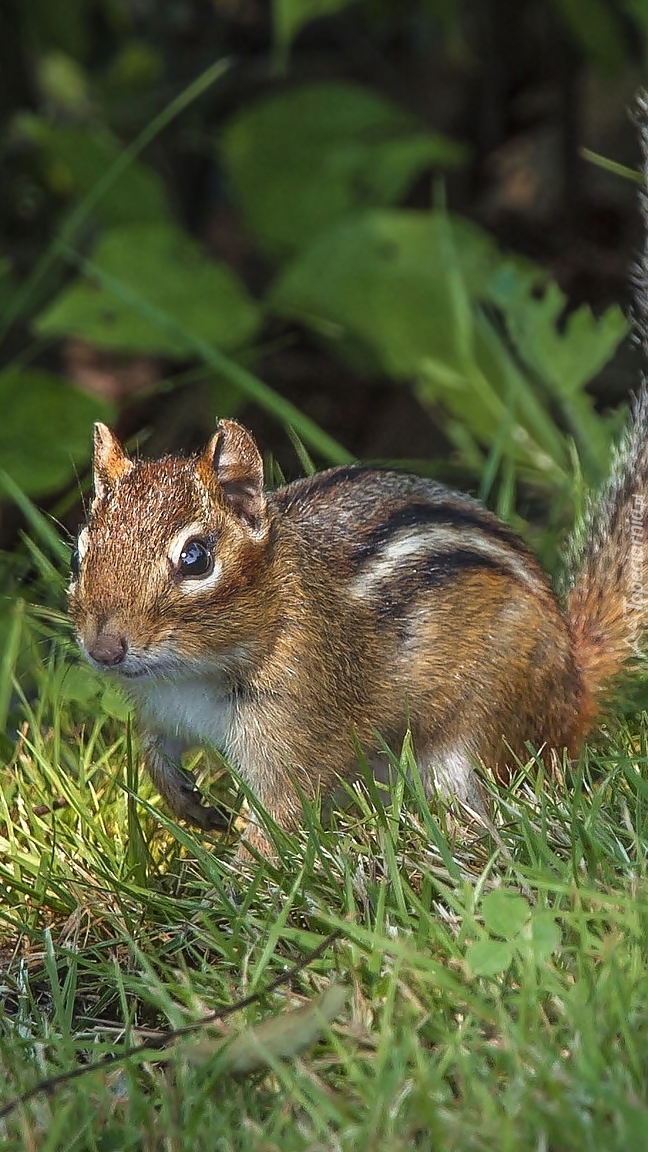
<box><xmin>0</xmin><ymin>470</ymin><xmax>70</xmax><ymax>563</ymax></box>
<box><xmin>0</xmin><ymin>57</ymin><xmax>231</xmax><ymax>346</ymax></box>
<box><xmin>125</xmin><ymin>717</ymin><xmax>151</xmax><ymax>887</ymax></box>
<box><xmin>0</xmin><ymin>598</ymin><xmax>25</xmax><ymax>735</ymax></box>
<box><xmin>580</xmin><ymin>147</ymin><xmax>641</xmax><ymax>183</ymax></box>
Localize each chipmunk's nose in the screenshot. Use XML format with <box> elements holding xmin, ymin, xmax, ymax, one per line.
<box><xmin>87</xmin><ymin>632</ymin><xmax>128</xmax><ymax>667</ymax></box>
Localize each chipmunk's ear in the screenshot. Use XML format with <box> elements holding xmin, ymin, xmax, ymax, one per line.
<box><xmin>93</xmin><ymin>423</ymin><xmax>132</xmax><ymax>500</ymax></box>
<box><xmin>201</xmin><ymin>420</ymin><xmax>267</xmax><ymax>536</ymax></box>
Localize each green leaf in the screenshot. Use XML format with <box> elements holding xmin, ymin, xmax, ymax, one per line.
<box><xmin>270</xmin><ymin>209</ymin><xmax>502</xmax><ymax>376</ymax></box>
<box><xmin>47</xmin><ymin>239</ymin><xmax>351</xmax><ymax>465</ymax></box>
<box><xmin>35</xmin><ymin>223</ymin><xmax>261</xmax><ymax>357</ymax></box>
<box><xmin>0</xmin><ymin>368</ymin><xmax>113</xmax><ymax>496</ymax></box>
<box><xmin>489</xmin><ymin>264</ymin><xmax>628</xmax><ymax>398</ymax></box>
<box><xmin>465</xmin><ymin>939</ymin><xmax>514</xmax><ymax>977</ymax></box>
<box><xmin>59</xmin><ymin>665</ymin><xmax>103</xmax><ymax>708</ymax></box>
<box><xmin>220</xmin><ymin>83</ymin><xmax>465</xmax><ymax>258</ymax></box>
<box><xmin>529</xmin><ymin>912</ymin><xmax>562</xmax><ymax>961</ymax></box>
<box><xmin>271</xmin><ymin>208</ymin><xmax>569</xmax><ymax>480</ymax></box>
<box><xmin>488</xmin><ymin>262</ymin><xmax>627</xmax><ymax>481</ymax></box>
<box><xmin>36</xmin><ymin>50</ymin><xmax>92</xmax><ymax>117</ymax></box>
<box><xmin>100</xmin><ymin>683</ymin><xmax>132</xmax><ymax>721</ymax></box>
<box><xmin>481</xmin><ymin>890</ymin><xmax>530</xmax><ymax>940</ymax></box>
<box><xmin>271</xmin><ymin>206</ymin><xmax>624</xmax><ymax>489</ymax></box>
<box><xmin>17</xmin><ymin>114</ymin><xmax>171</xmax><ymax>225</ymax></box>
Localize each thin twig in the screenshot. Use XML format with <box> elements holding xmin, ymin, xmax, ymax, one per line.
<box><xmin>0</xmin><ymin>928</ymin><xmax>341</xmax><ymax>1121</ymax></box>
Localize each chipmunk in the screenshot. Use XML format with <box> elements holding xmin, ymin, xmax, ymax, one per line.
<box><xmin>68</xmin><ymin>398</ymin><xmax>648</xmax><ymax>857</ymax></box>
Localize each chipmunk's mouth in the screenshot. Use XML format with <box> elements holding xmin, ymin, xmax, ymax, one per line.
<box><xmin>78</xmin><ymin>645</ymin><xmax>157</xmax><ymax>681</ymax></box>
<box><xmin>78</xmin><ymin>630</ymin><xmax>257</xmax><ymax>684</ymax></box>
<box><xmin>82</xmin><ymin>657</ymin><xmax>149</xmax><ymax>680</ymax></box>
<box><xmin>77</xmin><ymin>630</ymin><xmax>177</xmax><ymax>680</ymax></box>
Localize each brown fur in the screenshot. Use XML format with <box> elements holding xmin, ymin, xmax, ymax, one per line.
<box><xmin>564</xmin><ymin>389</ymin><xmax>648</xmax><ymax>726</ymax></box>
<box><xmin>68</xmin><ymin>404</ymin><xmax>648</xmax><ymax>856</ymax></box>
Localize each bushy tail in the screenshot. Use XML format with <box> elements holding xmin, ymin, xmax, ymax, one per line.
<box><xmin>564</xmin><ymin>388</ymin><xmax>648</xmax><ymax>719</ymax></box>
<box><xmin>564</xmin><ymin>94</ymin><xmax>648</xmax><ymax>729</ymax></box>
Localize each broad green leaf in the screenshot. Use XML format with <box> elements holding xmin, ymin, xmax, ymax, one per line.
<box><xmin>101</xmin><ymin>683</ymin><xmax>132</xmax><ymax>721</ymax></box>
<box><xmin>488</xmin><ymin>262</ymin><xmax>627</xmax><ymax>481</ymax></box>
<box><xmin>481</xmin><ymin>889</ymin><xmax>529</xmax><ymax>940</ymax></box>
<box><xmin>465</xmin><ymin>939</ymin><xmax>514</xmax><ymax>977</ymax></box>
<box><xmin>270</xmin><ymin>209</ymin><xmax>503</xmax><ymax>376</ymax></box>
<box><xmin>489</xmin><ymin>264</ymin><xmax>628</xmax><ymax>399</ymax></box>
<box><xmin>0</xmin><ymin>368</ymin><xmax>113</xmax><ymax>496</ymax></box>
<box><xmin>17</xmin><ymin>114</ymin><xmax>171</xmax><ymax>225</ymax></box>
<box><xmin>272</xmin><ymin>208</ymin><xmax>568</xmax><ymax>478</ymax></box>
<box><xmin>529</xmin><ymin>911</ymin><xmax>562</xmax><ymax>961</ymax></box>
<box><xmin>220</xmin><ymin>82</ymin><xmax>465</xmax><ymax>258</ymax></box>
<box><xmin>60</xmin><ymin>665</ymin><xmax>103</xmax><ymax>708</ymax></box>
<box><xmin>35</xmin><ymin>223</ymin><xmax>260</xmax><ymax>357</ymax></box>
<box><xmin>273</xmin><ymin>0</ymin><xmax>358</xmax><ymax>59</ymax></box>
<box><xmin>272</xmin><ymin>207</ymin><xmax>620</xmax><ymax>487</ymax></box>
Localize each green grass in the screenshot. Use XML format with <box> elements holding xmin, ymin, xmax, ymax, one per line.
<box><xmin>3</xmin><ymin>31</ymin><xmax>647</xmax><ymax>1149</ymax></box>
<box><xmin>2</xmin><ymin>566</ymin><xmax>648</xmax><ymax>1151</ymax></box>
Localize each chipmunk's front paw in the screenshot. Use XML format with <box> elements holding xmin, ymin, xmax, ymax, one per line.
<box><xmin>177</xmin><ymin>785</ymin><xmax>230</xmax><ymax>833</ymax></box>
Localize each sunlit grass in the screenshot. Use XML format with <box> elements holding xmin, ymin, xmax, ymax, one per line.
<box><xmin>2</xmin><ymin>575</ymin><xmax>648</xmax><ymax>1149</ymax></box>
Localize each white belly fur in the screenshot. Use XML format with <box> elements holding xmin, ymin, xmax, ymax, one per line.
<box><xmin>132</xmin><ymin>678</ymin><xmax>234</xmax><ymax>752</ymax></box>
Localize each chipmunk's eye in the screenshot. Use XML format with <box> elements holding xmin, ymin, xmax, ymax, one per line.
<box><xmin>178</xmin><ymin>538</ymin><xmax>213</xmax><ymax>579</ymax></box>
<box><xmin>70</xmin><ymin>547</ymin><xmax>80</xmax><ymax>580</ymax></box>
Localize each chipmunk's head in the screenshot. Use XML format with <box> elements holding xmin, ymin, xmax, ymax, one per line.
<box><xmin>69</xmin><ymin>420</ymin><xmax>271</xmax><ymax>680</ymax></box>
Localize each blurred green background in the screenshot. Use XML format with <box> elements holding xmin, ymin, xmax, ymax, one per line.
<box><xmin>1</xmin><ymin>0</ymin><xmax>646</xmax><ymax>555</ymax></box>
